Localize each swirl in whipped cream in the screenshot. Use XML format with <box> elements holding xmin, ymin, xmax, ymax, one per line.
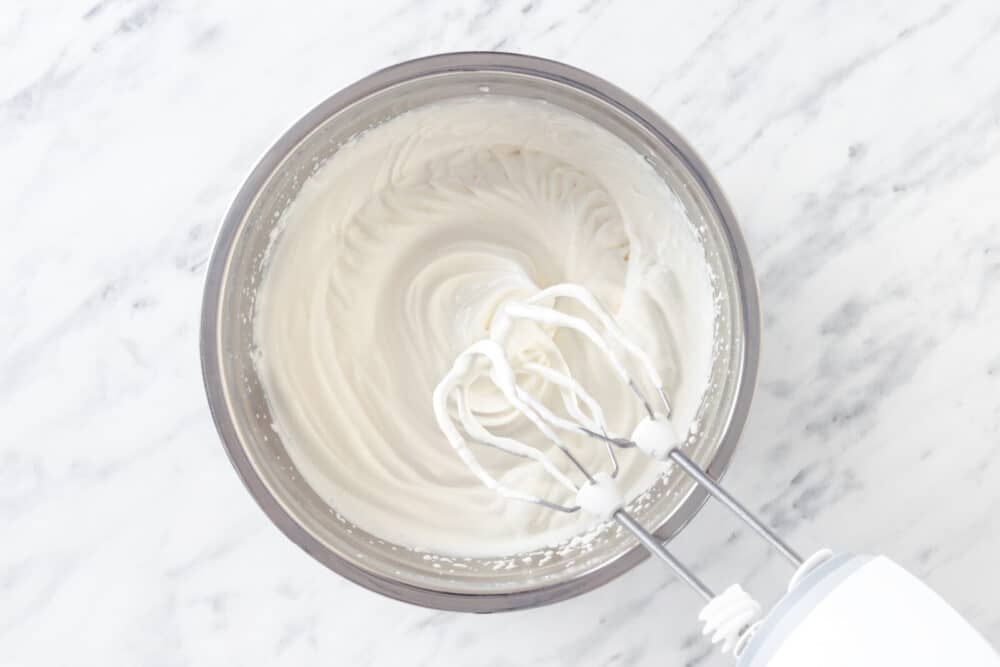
<box><xmin>253</xmin><ymin>96</ymin><xmax>715</xmax><ymax>557</ymax></box>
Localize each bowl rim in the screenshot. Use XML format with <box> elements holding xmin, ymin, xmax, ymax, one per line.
<box><xmin>200</xmin><ymin>51</ymin><xmax>761</xmax><ymax>612</ymax></box>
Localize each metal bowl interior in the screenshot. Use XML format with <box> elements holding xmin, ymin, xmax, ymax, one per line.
<box><xmin>200</xmin><ymin>52</ymin><xmax>760</xmax><ymax>611</ymax></box>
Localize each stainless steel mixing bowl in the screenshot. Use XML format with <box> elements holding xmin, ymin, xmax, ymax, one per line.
<box><xmin>200</xmin><ymin>52</ymin><xmax>760</xmax><ymax>611</ymax></box>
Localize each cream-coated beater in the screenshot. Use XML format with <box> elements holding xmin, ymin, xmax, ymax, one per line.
<box><xmin>433</xmin><ymin>284</ymin><xmax>1000</xmax><ymax>665</ymax></box>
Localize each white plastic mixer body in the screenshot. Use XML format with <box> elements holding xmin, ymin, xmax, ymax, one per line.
<box><xmin>741</xmin><ymin>553</ymin><xmax>999</xmax><ymax>667</ymax></box>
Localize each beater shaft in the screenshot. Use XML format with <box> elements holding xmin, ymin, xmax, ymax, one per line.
<box><xmin>613</xmin><ymin>509</ymin><xmax>714</xmax><ymax>601</ymax></box>
<box><xmin>668</xmin><ymin>449</ymin><xmax>803</xmax><ymax>568</ymax></box>
<box><xmin>604</xmin><ymin>448</ymin><xmax>802</xmax><ymax>605</ymax></box>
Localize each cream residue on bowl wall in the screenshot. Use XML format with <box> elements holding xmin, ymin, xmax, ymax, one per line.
<box><xmin>252</xmin><ymin>95</ymin><xmax>716</xmax><ymax>558</ymax></box>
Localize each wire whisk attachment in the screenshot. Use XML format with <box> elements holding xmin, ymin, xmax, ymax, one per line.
<box><xmin>433</xmin><ymin>283</ymin><xmax>804</xmax><ymax>657</ymax></box>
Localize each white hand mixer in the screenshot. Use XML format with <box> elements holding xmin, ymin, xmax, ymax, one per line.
<box><xmin>433</xmin><ymin>284</ymin><xmax>999</xmax><ymax>666</ymax></box>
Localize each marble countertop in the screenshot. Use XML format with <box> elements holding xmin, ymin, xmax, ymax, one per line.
<box><xmin>4</xmin><ymin>1</ymin><xmax>999</xmax><ymax>665</ymax></box>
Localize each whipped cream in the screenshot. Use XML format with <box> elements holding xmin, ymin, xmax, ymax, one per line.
<box><xmin>253</xmin><ymin>95</ymin><xmax>716</xmax><ymax>557</ymax></box>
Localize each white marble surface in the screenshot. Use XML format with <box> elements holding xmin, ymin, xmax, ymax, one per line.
<box><xmin>3</xmin><ymin>1</ymin><xmax>1000</xmax><ymax>664</ymax></box>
